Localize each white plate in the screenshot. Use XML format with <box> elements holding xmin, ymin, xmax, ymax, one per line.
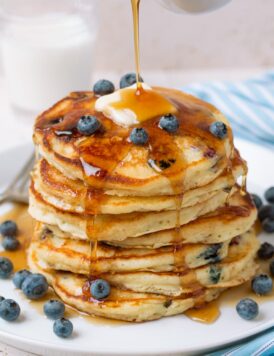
<box><xmin>0</xmin><ymin>139</ymin><xmax>273</xmax><ymax>356</ymax></box>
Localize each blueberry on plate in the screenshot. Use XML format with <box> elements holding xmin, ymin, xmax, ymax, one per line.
<box><xmin>93</xmin><ymin>79</ymin><xmax>115</xmax><ymax>96</ymax></box>
<box><xmin>257</xmin><ymin>242</ymin><xmax>274</xmax><ymax>260</ymax></box>
<box><xmin>2</xmin><ymin>236</ymin><xmax>20</xmax><ymax>251</ymax></box>
<box><xmin>119</xmin><ymin>72</ymin><xmax>144</xmax><ymax>89</ymax></box>
<box><xmin>262</xmin><ymin>218</ymin><xmax>274</xmax><ymax>233</ymax></box>
<box><xmin>53</xmin><ymin>318</ymin><xmax>73</xmax><ymax>338</ymax></box>
<box><xmin>21</xmin><ymin>273</ymin><xmax>49</xmax><ymax>300</ymax></box>
<box><xmin>258</xmin><ymin>205</ymin><xmax>274</xmax><ymax>222</ymax></box>
<box><xmin>236</xmin><ymin>298</ymin><xmax>258</xmax><ymax>320</ymax></box>
<box><xmin>159</xmin><ymin>114</ymin><xmax>179</xmax><ymax>133</ymax></box>
<box><xmin>44</xmin><ymin>300</ymin><xmax>65</xmax><ymax>320</ymax></box>
<box><xmin>0</xmin><ymin>220</ymin><xmax>17</xmax><ymax>237</ymax></box>
<box><xmin>13</xmin><ymin>269</ymin><xmax>32</xmax><ymax>289</ymax></box>
<box><xmin>90</xmin><ymin>279</ymin><xmax>110</xmax><ymax>300</ymax></box>
<box><xmin>209</xmin><ymin>121</ymin><xmax>227</xmax><ymax>139</ymax></box>
<box><xmin>0</xmin><ymin>299</ymin><xmax>20</xmax><ymax>321</ymax></box>
<box><xmin>270</xmin><ymin>261</ymin><xmax>274</xmax><ymax>277</ymax></box>
<box><xmin>0</xmin><ymin>257</ymin><xmax>13</xmax><ymax>279</ymax></box>
<box><xmin>130</xmin><ymin>128</ymin><xmax>149</xmax><ymax>145</ymax></box>
<box><xmin>251</xmin><ymin>274</ymin><xmax>273</xmax><ymax>295</ymax></box>
<box><xmin>77</xmin><ymin>115</ymin><xmax>101</xmax><ymax>136</ymax></box>
<box><xmin>251</xmin><ymin>194</ymin><xmax>263</xmax><ymax>210</ymax></box>
<box><xmin>265</xmin><ymin>187</ymin><xmax>274</xmax><ymax>204</ymax></box>
<box><xmin>0</xmin><ymin>296</ymin><xmax>5</xmax><ymax>303</ymax></box>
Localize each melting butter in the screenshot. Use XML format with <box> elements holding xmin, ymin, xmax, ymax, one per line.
<box><xmin>95</xmin><ymin>84</ymin><xmax>177</xmax><ymax>127</ymax></box>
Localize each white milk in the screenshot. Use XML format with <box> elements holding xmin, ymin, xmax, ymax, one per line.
<box><xmin>157</xmin><ymin>0</ymin><xmax>231</xmax><ymax>13</ymax></box>
<box><xmin>2</xmin><ymin>14</ymin><xmax>97</xmax><ymax>112</ymax></box>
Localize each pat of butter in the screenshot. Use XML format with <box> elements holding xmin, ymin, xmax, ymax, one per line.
<box><xmin>95</xmin><ymin>83</ymin><xmax>176</xmax><ymax>127</ymax></box>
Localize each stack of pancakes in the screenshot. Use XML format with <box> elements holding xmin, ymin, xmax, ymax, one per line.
<box><xmin>28</xmin><ymin>87</ymin><xmax>258</xmax><ymax>322</ymax></box>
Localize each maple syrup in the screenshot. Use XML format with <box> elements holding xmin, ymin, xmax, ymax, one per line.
<box><xmin>0</xmin><ymin>204</ymin><xmax>33</xmax><ymax>271</ymax></box>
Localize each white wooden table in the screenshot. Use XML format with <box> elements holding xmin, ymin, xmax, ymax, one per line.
<box><xmin>0</xmin><ymin>67</ymin><xmax>268</xmax><ymax>356</ymax></box>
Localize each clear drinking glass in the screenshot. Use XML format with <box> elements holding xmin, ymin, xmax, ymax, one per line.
<box><xmin>0</xmin><ymin>0</ymin><xmax>98</xmax><ymax>115</ymax></box>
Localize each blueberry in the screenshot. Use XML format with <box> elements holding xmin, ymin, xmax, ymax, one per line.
<box><xmin>2</xmin><ymin>236</ymin><xmax>20</xmax><ymax>251</ymax></box>
<box><xmin>0</xmin><ymin>220</ymin><xmax>17</xmax><ymax>237</ymax></box>
<box><xmin>77</xmin><ymin>115</ymin><xmax>101</xmax><ymax>136</ymax></box>
<box><xmin>129</xmin><ymin>128</ymin><xmax>149</xmax><ymax>145</ymax></box>
<box><xmin>0</xmin><ymin>296</ymin><xmax>5</xmax><ymax>303</ymax></box>
<box><xmin>257</xmin><ymin>242</ymin><xmax>274</xmax><ymax>260</ymax></box>
<box><xmin>159</xmin><ymin>114</ymin><xmax>179</xmax><ymax>133</ymax></box>
<box><xmin>0</xmin><ymin>257</ymin><xmax>13</xmax><ymax>279</ymax></box>
<box><xmin>265</xmin><ymin>187</ymin><xmax>274</xmax><ymax>204</ymax></box>
<box><xmin>44</xmin><ymin>300</ymin><xmax>65</xmax><ymax>320</ymax></box>
<box><xmin>53</xmin><ymin>318</ymin><xmax>73</xmax><ymax>338</ymax></box>
<box><xmin>13</xmin><ymin>269</ymin><xmax>32</xmax><ymax>289</ymax></box>
<box><xmin>262</xmin><ymin>218</ymin><xmax>274</xmax><ymax>233</ymax></box>
<box><xmin>21</xmin><ymin>273</ymin><xmax>48</xmax><ymax>300</ymax></box>
<box><xmin>119</xmin><ymin>72</ymin><xmax>144</xmax><ymax>89</ymax></box>
<box><xmin>258</xmin><ymin>205</ymin><xmax>274</xmax><ymax>222</ymax></box>
<box><xmin>252</xmin><ymin>274</ymin><xmax>273</xmax><ymax>295</ymax></box>
<box><xmin>90</xmin><ymin>279</ymin><xmax>110</xmax><ymax>300</ymax></box>
<box><xmin>236</xmin><ymin>298</ymin><xmax>258</xmax><ymax>320</ymax></box>
<box><xmin>0</xmin><ymin>299</ymin><xmax>20</xmax><ymax>321</ymax></box>
<box><xmin>270</xmin><ymin>260</ymin><xmax>274</xmax><ymax>277</ymax></box>
<box><xmin>93</xmin><ymin>79</ymin><xmax>115</xmax><ymax>96</ymax></box>
<box><xmin>209</xmin><ymin>121</ymin><xmax>227</xmax><ymax>139</ymax></box>
<box><xmin>251</xmin><ymin>194</ymin><xmax>263</xmax><ymax>210</ymax></box>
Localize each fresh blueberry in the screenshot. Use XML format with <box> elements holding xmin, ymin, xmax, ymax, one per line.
<box><xmin>0</xmin><ymin>257</ymin><xmax>13</xmax><ymax>279</ymax></box>
<box><xmin>44</xmin><ymin>300</ymin><xmax>65</xmax><ymax>320</ymax></box>
<box><xmin>93</xmin><ymin>79</ymin><xmax>115</xmax><ymax>96</ymax></box>
<box><xmin>262</xmin><ymin>218</ymin><xmax>274</xmax><ymax>233</ymax></box>
<box><xmin>0</xmin><ymin>296</ymin><xmax>5</xmax><ymax>303</ymax></box>
<box><xmin>53</xmin><ymin>318</ymin><xmax>73</xmax><ymax>338</ymax></box>
<box><xmin>90</xmin><ymin>279</ymin><xmax>110</xmax><ymax>300</ymax></box>
<box><xmin>251</xmin><ymin>274</ymin><xmax>273</xmax><ymax>295</ymax></box>
<box><xmin>119</xmin><ymin>72</ymin><xmax>144</xmax><ymax>89</ymax></box>
<box><xmin>2</xmin><ymin>236</ymin><xmax>20</xmax><ymax>251</ymax></box>
<box><xmin>209</xmin><ymin>121</ymin><xmax>227</xmax><ymax>139</ymax></box>
<box><xmin>236</xmin><ymin>298</ymin><xmax>258</xmax><ymax>320</ymax></box>
<box><xmin>265</xmin><ymin>187</ymin><xmax>274</xmax><ymax>204</ymax></box>
<box><xmin>0</xmin><ymin>299</ymin><xmax>20</xmax><ymax>321</ymax></box>
<box><xmin>129</xmin><ymin>128</ymin><xmax>149</xmax><ymax>145</ymax></box>
<box><xmin>0</xmin><ymin>220</ymin><xmax>17</xmax><ymax>237</ymax></box>
<box><xmin>13</xmin><ymin>269</ymin><xmax>32</xmax><ymax>289</ymax></box>
<box><xmin>77</xmin><ymin>115</ymin><xmax>101</xmax><ymax>136</ymax></box>
<box><xmin>159</xmin><ymin>114</ymin><xmax>179</xmax><ymax>133</ymax></box>
<box><xmin>21</xmin><ymin>273</ymin><xmax>49</xmax><ymax>300</ymax></box>
<box><xmin>270</xmin><ymin>261</ymin><xmax>274</xmax><ymax>277</ymax></box>
<box><xmin>251</xmin><ymin>194</ymin><xmax>263</xmax><ymax>210</ymax></box>
<box><xmin>258</xmin><ymin>205</ymin><xmax>274</xmax><ymax>222</ymax></box>
<box><xmin>257</xmin><ymin>242</ymin><xmax>274</xmax><ymax>260</ymax></box>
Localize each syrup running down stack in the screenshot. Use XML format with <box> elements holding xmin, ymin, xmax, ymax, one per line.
<box><xmin>27</xmin><ymin>0</ymin><xmax>258</xmax><ymax>322</ymax></box>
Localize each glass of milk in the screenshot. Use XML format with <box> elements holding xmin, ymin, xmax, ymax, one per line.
<box><xmin>0</xmin><ymin>0</ymin><xmax>98</xmax><ymax>115</ymax></box>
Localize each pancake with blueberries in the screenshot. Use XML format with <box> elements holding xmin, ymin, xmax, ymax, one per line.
<box><xmin>33</xmin><ymin>86</ymin><xmax>235</xmax><ymax>196</ymax></box>
<box><xmin>28</xmin><ymin>78</ymin><xmax>258</xmax><ymax>322</ymax></box>
<box><xmin>28</xmin><ymin>245</ymin><xmax>256</xmax><ymax>322</ymax></box>
<box><xmin>31</xmin><ymin>153</ymin><xmax>245</xmax><ymax>215</ymax></box>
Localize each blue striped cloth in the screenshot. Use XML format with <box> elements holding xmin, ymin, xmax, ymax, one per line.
<box><xmin>183</xmin><ymin>71</ymin><xmax>274</xmax><ymax>355</ymax></box>
<box><xmin>183</xmin><ymin>70</ymin><xmax>274</xmax><ymax>147</ymax></box>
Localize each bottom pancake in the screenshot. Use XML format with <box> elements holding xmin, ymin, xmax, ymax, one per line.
<box><xmin>28</xmin><ymin>248</ymin><xmax>256</xmax><ymax>322</ymax></box>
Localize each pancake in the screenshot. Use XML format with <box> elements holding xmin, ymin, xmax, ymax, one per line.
<box><xmin>33</xmin><ymin>222</ymin><xmax>231</xmax><ymax>273</ymax></box>
<box><xmin>32</xmin><ymin>154</ymin><xmax>244</xmax><ymax>215</ymax></box>
<box><xmin>32</xmin><ymin>228</ymin><xmax>258</xmax><ymax>296</ymax></box>
<box><xmin>33</xmin><ymin>88</ymin><xmax>235</xmax><ymax>196</ymax></box>
<box><xmin>28</xmin><ymin>248</ymin><xmax>255</xmax><ymax>322</ymax></box>
<box><xmin>29</xmin><ymin>189</ymin><xmax>256</xmax><ymax>245</ymax></box>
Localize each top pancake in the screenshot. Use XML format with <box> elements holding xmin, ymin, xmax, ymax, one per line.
<box><xmin>34</xmin><ymin>87</ymin><xmax>235</xmax><ymax>196</ymax></box>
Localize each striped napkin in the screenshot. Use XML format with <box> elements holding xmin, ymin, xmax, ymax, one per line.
<box><xmin>183</xmin><ymin>70</ymin><xmax>274</xmax><ymax>147</ymax></box>
<box><xmin>183</xmin><ymin>71</ymin><xmax>274</xmax><ymax>355</ymax></box>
